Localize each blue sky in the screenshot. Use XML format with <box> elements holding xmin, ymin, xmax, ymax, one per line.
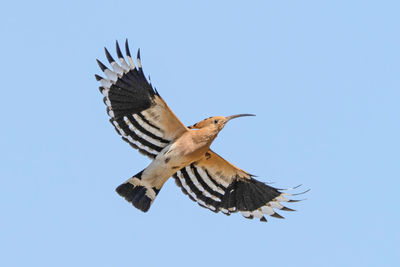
<box><xmin>1</xmin><ymin>1</ymin><xmax>399</xmax><ymax>266</ymax></box>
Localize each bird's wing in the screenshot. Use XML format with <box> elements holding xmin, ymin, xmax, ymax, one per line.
<box><xmin>95</xmin><ymin>40</ymin><xmax>188</xmax><ymax>159</ymax></box>
<box><xmin>174</xmin><ymin>150</ymin><xmax>305</xmax><ymax>222</ymax></box>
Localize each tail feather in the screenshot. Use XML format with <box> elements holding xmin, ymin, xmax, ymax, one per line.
<box><xmin>116</xmin><ymin>171</ymin><xmax>160</xmax><ymax>212</ymax></box>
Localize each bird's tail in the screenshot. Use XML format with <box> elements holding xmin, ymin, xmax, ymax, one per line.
<box><xmin>115</xmin><ymin>170</ymin><xmax>160</xmax><ymax>212</ymax></box>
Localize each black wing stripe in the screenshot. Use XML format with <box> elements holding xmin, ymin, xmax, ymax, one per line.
<box><xmin>177</xmin><ymin>170</ymin><xmax>219</xmax><ymax>212</ymax></box>
<box><xmin>123</xmin><ymin>115</ymin><xmax>169</xmax><ymax>148</ymax></box>
<box><xmin>173</xmin><ymin>174</ymin><xmax>197</xmax><ymax>203</ymax></box>
<box><xmin>196</xmin><ymin>168</ymin><xmax>226</xmax><ymax>195</ymax></box>
<box><xmin>175</xmin><ymin>171</ymin><xmax>208</xmax><ymax>207</ymax></box>
<box><xmin>180</xmin><ymin>168</ymin><xmax>211</xmax><ymax>204</ymax></box>
<box><xmin>138</xmin><ymin>112</ymin><xmax>162</xmax><ymax>131</ymax></box>
<box><xmin>118</xmin><ymin>118</ymin><xmax>163</xmax><ymax>152</ymax></box>
<box><xmin>180</xmin><ymin>168</ymin><xmax>220</xmax><ymax>211</ymax></box>
<box><xmin>113</xmin><ymin>118</ymin><xmax>163</xmax><ymax>153</ymax></box>
<box><xmin>112</xmin><ymin>119</ymin><xmax>151</xmax><ymax>153</ymax></box>
<box><xmin>185</xmin><ymin>166</ymin><xmax>222</xmax><ymax>202</ymax></box>
<box><xmin>110</xmin><ymin>119</ymin><xmax>156</xmax><ymax>158</ymax></box>
<box><xmin>175</xmin><ymin>165</ymin><xmax>298</xmax><ymax>221</ymax></box>
<box><xmin>121</xmin><ymin>136</ymin><xmax>157</xmax><ymax>158</ymax></box>
<box><xmin>133</xmin><ymin>113</ymin><xmax>164</xmax><ymax>138</ymax></box>
<box><xmin>191</xmin><ymin>165</ymin><xmax>224</xmax><ymax>200</ymax></box>
<box><xmin>126</xmin><ymin>114</ymin><xmax>168</xmax><ymax>143</ymax></box>
<box><xmin>204</xmin><ymin>169</ymin><xmax>228</xmax><ymax>190</ymax></box>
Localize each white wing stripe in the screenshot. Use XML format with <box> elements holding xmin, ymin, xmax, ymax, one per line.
<box><xmin>185</xmin><ymin>166</ymin><xmax>221</xmax><ymax>202</ymax></box>
<box><xmin>110</xmin><ymin>62</ymin><xmax>124</xmax><ymax>76</ymax></box>
<box><xmin>216</xmin><ymin>177</ymin><xmax>229</xmax><ymax>188</ymax></box>
<box><xmin>126</xmin><ymin>55</ymin><xmax>136</xmax><ymax>70</ymax></box>
<box><xmin>102</xmin><ymin>88</ymin><xmax>109</xmax><ymax>97</ymax></box>
<box><xmin>185</xmin><ymin>167</ymin><xmax>205</xmax><ymax>191</ymax></box>
<box><xmin>112</xmin><ymin>120</ymin><xmax>157</xmax><ymax>155</ymax></box>
<box><xmin>270</xmin><ymin>201</ymin><xmax>284</xmax><ymax>210</ymax></box>
<box><xmin>252</xmin><ymin>210</ymin><xmax>263</xmax><ymax>219</ymax></box>
<box><xmin>220</xmin><ymin>208</ymin><xmax>229</xmax><ymax>214</ymax></box>
<box><xmin>100</xmin><ymin>78</ymin><xmax>112</xmax><ymax>89</ymax></box>
<box><xmin>133</xmin><ymin>113</ymin><xmax>164</xmax><ymax>138</ymax></box>
<box><xmin>124</xmin><ymin>116</ymin><xmax>166</xmax><ymax>148</ymax></box>
<box><xmin>104</xmin><ymin>69</ymin><xmax>118</xmax><ymax>82</ymax></box>
<box><xmin>196</xmin><ymin>167</ymin><xmax>225</xmax><ymax>195</ymax></box>
<box><xmin>126</xmin><ymin>136</ymin><xmax>157</xmax><ymax>155</ymax></box>
<box><xmin>177</xmin><ymin>171</ymin><xmax>199</xmax><ymax>202</ymax></box>
<box><xmin>240</xmin><ymin>211</ymin><xmax>251</xmax><ymax>218</ymax></box>
<box><xmin>178</xmin><ymin>170</ymin><xmax>219</xmax><ymax>211</ymax></box>
<box><xmin>275</xmin><ymin>195</ymin><xmax>289</xmax><ymax>202</ymax></box>
<box><xmin>261</xmin><ymin>205</ymin><xmax>274</xmax><ymax>215</ymax></box>
<box><xmin>140</xmin><ymin>110</ymin><xmax>164</xmax><ymax>130</ymax></box>
<box><xmin>118</xmin><ymin>57</ymin><xmax>130</xmax><ymax>71</ymax></box>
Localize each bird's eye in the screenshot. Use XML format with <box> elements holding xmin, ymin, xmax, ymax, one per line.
<box><xmin>214</xmin><ymin>119</ymin><xmax>218</xmax><ymax>124</ymax></box>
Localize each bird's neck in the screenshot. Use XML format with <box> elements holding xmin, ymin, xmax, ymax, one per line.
<box><xmin>192</xmin><ymin>127</ymin><xmax>220</xmax><ymax>147</ymax></box>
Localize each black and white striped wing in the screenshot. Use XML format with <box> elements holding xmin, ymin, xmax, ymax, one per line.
<box><xmin>95</xmin><ymin>40</ymin><xmax>188</xmax><ymax>158</ymax></box>
<box><xmin>174</xmin><ymin>150</ymin><xmax>305</xmax><ymax>222</ymax></box>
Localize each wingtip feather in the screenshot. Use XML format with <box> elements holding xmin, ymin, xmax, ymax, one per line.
<box><xmin>94</xmin><ymin>74</ymin><xmax>103</xmax><ymax>81</ymax></box>
<box><xmin>96</xmin><ymin>59</ymin><xmax>108</xmax><ymax>71</ymax></box>
<box><xmin>125</xmin><ymin>38</ymin><xmax>131</xmax><ymax>57</ymax></box>
<box><xmin>104</xmin><ymin>47</ymin><xmax>115</xmax><ymax>63</ymax></box>
<box><xmin>116</xmin><ymin>40</ymin><xmax>123</xmax><ymax>58</ymax></box>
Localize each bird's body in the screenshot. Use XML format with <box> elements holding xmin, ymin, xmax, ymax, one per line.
<box><xmin>125</xmin><ymin>115</ymin><xmax>250</xmax><ymax>196</ymax></box>
<box><xmin>137</xmin><ymin>130</ymin><xmax>211</xmax><ymax>189</ymax></box>
<box><xmin>95</xmin><ymin>40</ymin><xmax>307</xmax><ymax>222</ymax></box>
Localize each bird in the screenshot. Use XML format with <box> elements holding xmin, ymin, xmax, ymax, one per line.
<box><xmin>95</xmin><ymin>39</ymin><xmax>307</xmax><ymax>222</ymax></box>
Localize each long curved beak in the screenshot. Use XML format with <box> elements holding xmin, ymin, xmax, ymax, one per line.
<box><xmin>226</xmin><ymin>113</ymin><xmax>256</xmax><ymax>121</ymax></box>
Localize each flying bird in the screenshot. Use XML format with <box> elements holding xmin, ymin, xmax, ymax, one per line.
<box><xmin>95</xmin><ymin>40</ymin><xmax>307</xmax><ymax>222</ymax></box>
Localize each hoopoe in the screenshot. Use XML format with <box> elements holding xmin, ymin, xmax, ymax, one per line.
<box><xmin>95</xmin><ymin>40</ymin><xmax>307</xmax><ymax>222</ymax></box>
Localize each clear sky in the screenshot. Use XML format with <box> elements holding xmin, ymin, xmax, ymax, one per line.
<box><xmin>1</xmin><ymin>1</ymin><xmax>399</xmax><ymax>266</ymax></box>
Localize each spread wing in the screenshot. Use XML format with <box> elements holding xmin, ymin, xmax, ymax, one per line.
<box><xmin>174</xmin><ymin>150</ymin><xmax>306</xmax><ymax>222</ymax></box>
<box><xmin>95</xmin><ymin>40</ymin><xmax>188</xmax><ymax>158</ymax></box>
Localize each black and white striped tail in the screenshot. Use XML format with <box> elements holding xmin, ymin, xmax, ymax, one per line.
<box><xmin>116</xmin><ymin>171</ymin><xmax>160</xmax><ymax>212</ymax></box>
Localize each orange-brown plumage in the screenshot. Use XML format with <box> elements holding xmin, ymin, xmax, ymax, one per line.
<box><xmin>95</xmin><ymin>39</ymin><xmax>307</xmax><ymax>221</ymax></box>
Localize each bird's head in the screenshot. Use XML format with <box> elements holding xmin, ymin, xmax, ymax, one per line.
<box><xmin>189</xmin><ymin>114</ymin><xmax>255</xmax><ymax>132</ymax></box>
